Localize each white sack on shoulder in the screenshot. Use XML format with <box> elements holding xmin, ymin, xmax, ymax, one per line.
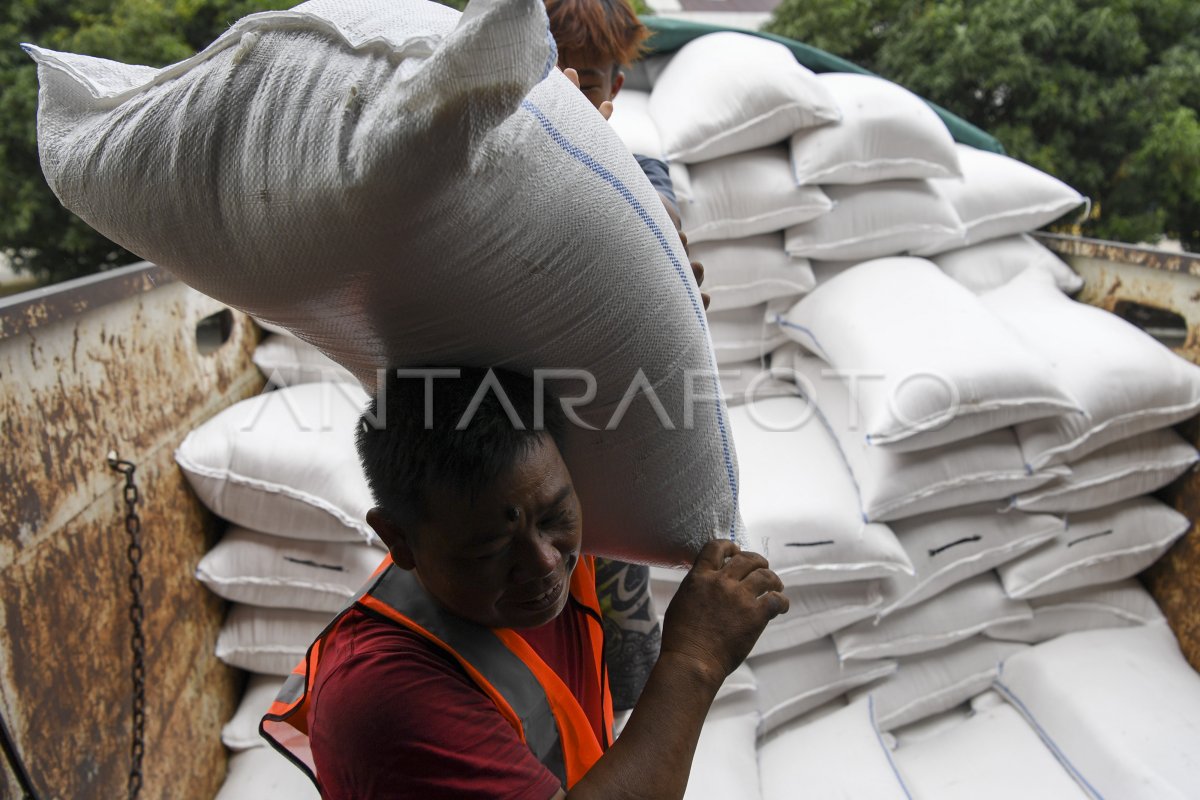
<box><xmin>649</xmin><ymin>32</ymin><xmax>840</xmax><ymax>163</ymax></box>
<box><xmin>790</xmin><ymin>73</ymin><xmax>961</xmax><ymax>185</ymax></box>
<box><xmin>27</xmin><ymin>0</ymin><xmax>742</xmax><ymax>564</ymax></box>
<box><xmin>780</xmin><ymin>258</ymin><xmax>1080</xmax><ymax>452</ymax></box>
<box><xmin>984</xmin><ymin>268</ymin><xmax>1200</xmax><ymax>469</ymax></box>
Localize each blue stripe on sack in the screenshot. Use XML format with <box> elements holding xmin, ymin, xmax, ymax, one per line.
<box><xmin>868</xmin><ymin>695</ymin><xmax>914</xmax><ymax>799</ymax></box>
<box><xmin>520</xmin><ymin>99</ymin><xmax>739</xmax><ymax>540</ymax></box>
<box><xmin>774</xmin><ymin>315</ymin><xmax>830</xmax><ymax>362</ymax></box>
<box><xmin>993</xmin><ymin>679</ymin><xmax>1105</xmax><ymax>799</ymax></box>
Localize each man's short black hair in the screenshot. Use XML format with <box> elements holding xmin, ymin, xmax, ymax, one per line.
<box><xmin>356</xmin><ymin>368</ymin><xmax>567</xmax><ymax>525</ymax></box>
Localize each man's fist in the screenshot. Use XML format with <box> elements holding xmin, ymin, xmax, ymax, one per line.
<box><xmin>660</xmin><ymin>540</ymin><xmax>788</xmax><ymax>684</ymax></box>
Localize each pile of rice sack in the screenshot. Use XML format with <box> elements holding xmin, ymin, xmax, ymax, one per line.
<box><xmin>26</xmin><ymin>0</ymin><xmax>1200</xmax><ymax>796</ymax></box>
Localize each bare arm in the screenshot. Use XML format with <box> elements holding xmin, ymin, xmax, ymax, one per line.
<box><xmin>553</xmin><ymin>540</ymin><xmax>788</xmax><ymax>800</ymax></box>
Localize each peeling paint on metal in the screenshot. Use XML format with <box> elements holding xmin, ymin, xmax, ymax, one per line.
<box><xmin>1</xmin><ymin>274</ymin><xmax>262</xmax><ymax>798</ymax></box>
<box><xmin>1036</xmin><ymin>233</ymin><xmax>1200</xmax><ymax>278</ymax></box>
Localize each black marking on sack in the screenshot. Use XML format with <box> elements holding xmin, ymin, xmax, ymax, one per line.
<box><xmin>928</xmin><ymin>535</ymin><xmax>982</xmax><ymax>557</ymax></box>
<box><xmin>283</xmin><ymin>556</ymin><xmax>345</xmax><ymax>572</ymax></box>
<box><xmin>785</xmin><ymin>540</ymin><xmax>835</xmax><ymax>548</ymax></box>
<box><xmin>1067</xmin><ymin>529</ymin><xmax>1113</xmax><ymax>548</ymax></box>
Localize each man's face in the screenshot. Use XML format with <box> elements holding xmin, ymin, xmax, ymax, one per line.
<box><xmin>558</xmin><ymin>53</ymin><xmax>624</xmax><ymax>110</ymax></box>
<box><xmin>399</xmin><ymin>435</ymin><xmax>583</xmax><ymax>630</ymax></box>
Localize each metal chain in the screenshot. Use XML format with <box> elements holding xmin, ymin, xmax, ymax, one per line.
<box><xmin>107</xmin><ymin>453</ymin><xmax>146</xmax><ymax>800</ymax></box>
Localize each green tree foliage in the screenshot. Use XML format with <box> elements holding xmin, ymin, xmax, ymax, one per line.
<box><xmin>0</xmin><ymin>0</ymin><xmax>464</xmax><ymax>284</ymax></box>
<box><xmin>765</xmin><ymin>0</ymin><xmax>1200</xmax><ymax>250</ymax></box>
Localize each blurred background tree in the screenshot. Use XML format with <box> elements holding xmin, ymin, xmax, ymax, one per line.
<box><xmin>766</xmin><ymin>0</ymin><xmax>1200</xmax><ymax>250</ymax></box>
<box><xmin>0</xmin><ymin>0</ymin><xmax>466</xmax><ymax>285</ymax></box>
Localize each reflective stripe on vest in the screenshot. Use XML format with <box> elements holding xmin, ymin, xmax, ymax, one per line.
<box><xmin>367</xmin><ymin>565</ymin><xmax>567</xmax><ymax>780</ymax></box>
<box><xmin>261</xmin><ymin>554</ymin><xmax>610</xmax><ymax>792</ymax></box>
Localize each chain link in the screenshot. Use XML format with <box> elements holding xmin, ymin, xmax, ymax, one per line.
<box><xmin>108</xmin><ymin>453</ymin><xmax>146</xmax><ymax>800</ymax></box>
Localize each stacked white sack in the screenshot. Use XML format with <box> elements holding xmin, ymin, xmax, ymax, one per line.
<box><xmin>991</xmin><ymin>622</ymin><xmax>1200</xmax><ymax>799</ymax></box>
<box><xmin>616</xmin><ymin>37</ymin><xmax>1092</xmax><ymax>377</ymax></box>
<box><xmin>26</xmin><ymin>0</ymin><xmax>742</xmax><ymax>565</ymax></box>
<box><xmin>178</xmin><ymin>341</ymin><xmax>386</xmax><ymax>756</ymax></box>
<box><xmin>253</xmin><ymin>333</ymin><xmax>358</xmax><ymax>388</ymax></box>
<box><xmin>606</xmin><ymin>35</ymin><xmax>1196</xmax><ymax>799</ymax></box>
<box><xmin>759</xmin><ymin>625</ymin><xmax>1200</xmax><ymax>799</ymax></box>
<box><xmin>608</xmin><ymin>33</ymin><xmax>842</xmax><ymax>366</ymax></box>
<box><xmin>778</xmin><ymin>259</ymin><xmax>1081</xmax><ymax>454</ymax></box>
<box><xmin>757</xmin><ymin>256</ymin><xmax>1194</xmax><ymax>737</ymax></box>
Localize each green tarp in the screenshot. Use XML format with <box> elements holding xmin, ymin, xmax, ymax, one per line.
<box><xmin>641</xmin><ymin>16</ymin><xmax>1005</xmax><ymax>155</ymax></box>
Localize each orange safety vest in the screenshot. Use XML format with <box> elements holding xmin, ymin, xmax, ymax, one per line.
<box><xmin>262</xmin><ymin>554</ymin><xmax>614</xmax><ymax>793</ymax></box>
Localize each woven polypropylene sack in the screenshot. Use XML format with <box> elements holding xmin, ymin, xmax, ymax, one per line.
<box><xmin>780</xmin><ymin>258</ymin><xmax>1081</xmax><ymax>452</ymax></box>
<box><xmin>985</xmin><ymin>579</ymin><xmax>1165</xmax><ymax>644</ymax></box>
<box><xmin>994</xmin><ymin>623</ymin><xmax>1200</xmax><ymax>799</ymax></box>
<box><xmin>789</xmin><ymin>73</ymin><xmax>961</xmax><ymax>186</ymax></box>
<box><xmin>850</xmin><ymin>637</ymin><xmax>1027</xmax><ymax>731</ymax></box>
<box><xmin>217</xmin><ymin>746</ymin><xmax>320</xmax><ymax>800</ymax></box>
<box><xmin>759</xmin><ymin>698</ymin><xmax>911</xmax><ymax>800</ymax></box>
<box><xmin>891</xmin><ymin>703</ymin><xmax>1090</xmax><ymax>799</ymax></box>
<box><xmin>832</xmin><ymin>573</ymin><xmax>1031</xmax><ymax>661</ymax></box>
<box><xmin>985</xmin><ymin>268</ymin><xmax>1200</xmax><ymax>469</ymax></box>
<box><xmin>649</xmin><ymin>31</ymin><xmax>840</xmax><ymax>164</ymax></box>
<box><xmin>27</xmin><ymin>0</ymin><xmax>742</xmax><ymax>565</ymax></box>
<box><xmin>932</xmin><ymin>234</ymin><xmax>1083</xmax><ymax>295</ymax></box>
<box><xmin>607</xmin><ymin>89</ymin><xmax>664</xmax><ymax>160</ymax></box>
<box><xmin>918</xmin><ymin>144</ymin><xmax>1087</xmax><ymax>255</ymax></box>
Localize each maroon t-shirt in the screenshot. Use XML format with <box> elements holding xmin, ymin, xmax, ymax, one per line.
<box><xmin>308</xmin><ymin>599</ymin><xmax>604</xmax><ymax>799</ymax></box>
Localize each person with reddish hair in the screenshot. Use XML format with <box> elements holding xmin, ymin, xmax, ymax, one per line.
<box><xmin>547</xmin><ymin>0</ymin><xmax>690</xmax><ymax>235</ymax></box>
<box><xmin>547</xmin><ymin>0</ymin><xmax>649</xmax><ymax>114</ymax></box>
